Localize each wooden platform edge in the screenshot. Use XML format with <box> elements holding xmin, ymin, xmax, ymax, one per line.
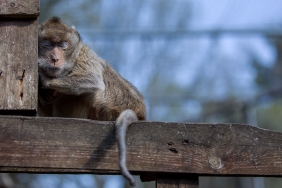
<box><xmin>0</xmin><ymin>115</ymin><xmax>282</xmax><ymax>177</ymax></box>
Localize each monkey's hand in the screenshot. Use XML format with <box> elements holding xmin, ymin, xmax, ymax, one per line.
<box><xmin>40</xmin><ymin>75</ymin><xmax>52</xmax><ymax>88</ymax></box>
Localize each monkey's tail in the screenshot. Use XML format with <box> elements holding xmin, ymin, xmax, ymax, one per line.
<box><xmin>115</xmin><ymin>109</ymin><xmax>137</xmax><ymax>187</ymax></box>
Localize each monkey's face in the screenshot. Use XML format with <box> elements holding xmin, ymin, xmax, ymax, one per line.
<box><xmin>38</xmin><ymin>40</ymin><xmax>69</xmax><ymax>78</ymax></box>
<box><xmin>38</xmin><ymin>17</ymin><xmax>81</xmax><ymax>78</ymax></box>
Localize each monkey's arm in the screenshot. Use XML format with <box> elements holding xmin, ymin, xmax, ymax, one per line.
<box><xmin>41</xmin><ymin>73</ymin><xmax>105</xmax><ymax>95</ymax></box>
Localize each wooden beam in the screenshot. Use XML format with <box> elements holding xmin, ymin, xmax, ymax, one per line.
<box><xmin>0</xmin><ymin>19</ymin><xmax>38</xmax><ymax>113</ymax></box>
<box><xmin>0</xmin><ymin>0</ymin><xmax>39</xmax><ymax>18</ymax></box>
<box><xmin>0</xmin><ymin>115</ymin><xmax>282</xmax><ymax>177</ymax></box>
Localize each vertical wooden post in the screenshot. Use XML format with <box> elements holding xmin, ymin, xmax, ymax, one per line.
<box><xmin>0</xmin><ymin>0</ymin><xmax>39</xmax><ymax>116</ymax></box>
<box><xmin>156</xmin><ymin>174</ymin><xmax>199</xmax><ymax>188</ymax></box>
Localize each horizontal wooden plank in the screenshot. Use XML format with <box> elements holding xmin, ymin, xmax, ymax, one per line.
<box><xmin>0</xmin><ymin>0</ymin><xmax>39</xmax><ymax>18</ymax></box>
<box><xmin>0</xmin><ymin>115</ymin><xmax>282</xmax><ymax>177</ymax></box>
<box><xmin>0</xmin><ymin>19</ymin><xmax>38</xmax><ymax>111</ymax></box>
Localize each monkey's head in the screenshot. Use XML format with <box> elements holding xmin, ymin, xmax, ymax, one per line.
<box><xmin>38</xmin><ymin>17</ymin><xmax>81</xmax><ymax>78</ymax></box>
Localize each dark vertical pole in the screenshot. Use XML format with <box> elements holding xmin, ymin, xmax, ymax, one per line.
<box><xmin>156</xmin><ymin>174</ymin><xmax>199</xmax><ymax>188</ymax></box>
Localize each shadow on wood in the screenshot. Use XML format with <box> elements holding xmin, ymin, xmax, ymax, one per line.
<box><xmin>83</xmin><ymin>125</ymin><xmax>117</xmax><ymax>173</ymax></box>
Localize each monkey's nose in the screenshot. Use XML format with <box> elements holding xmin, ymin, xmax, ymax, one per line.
<box><xmin>51</xmin><ymin>55</ymin><xmax>59</xmax><ymax>63</ymax></box>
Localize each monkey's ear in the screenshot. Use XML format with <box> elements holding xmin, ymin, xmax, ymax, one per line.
<box><xmin>71</xmin><ymin>25</ymin><xmax>76</xmax><ymax>30</ymax></box>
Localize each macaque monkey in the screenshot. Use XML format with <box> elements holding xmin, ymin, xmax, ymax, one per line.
<box><xmin>38</xmin><ymin>17</ymin><xmax>146</xmax><ymax>187</ymax></box>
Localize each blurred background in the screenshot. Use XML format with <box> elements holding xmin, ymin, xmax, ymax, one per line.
<box><xmin>2</xmin><ymin>0</ymin><xmax>282</xmax><ymax>187</ymax></box>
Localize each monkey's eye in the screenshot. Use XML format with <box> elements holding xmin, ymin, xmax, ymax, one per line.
<box><xmin>57</xmin><ymin>41</ymin><xmax>68</xmax><ymax>50</ymax></box>
<box><xmin>41</xmin><ymin>40</ymin><xmax>53</xmax><ymax>48</ymax></box>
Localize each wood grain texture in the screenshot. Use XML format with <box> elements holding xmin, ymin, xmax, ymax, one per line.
<box><xmin>0</xmin><ymin>0</ymin><xmax>39</xmax><ymax>18</ymax></box>
<box><xmin>0</xmin><ymin>19</ymin><xmax>38</xmax><ymax>112</ymax></box>
<box><xmin>0</xmin><ymin>116</ymin><xmax>282</xmax><ymax>177</ymax></box>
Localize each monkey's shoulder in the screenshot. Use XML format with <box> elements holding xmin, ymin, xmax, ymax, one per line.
<box><xmin>76</xmin><ymin>44</ymin><xmax>106</xmax><ymax>66</ymax></box>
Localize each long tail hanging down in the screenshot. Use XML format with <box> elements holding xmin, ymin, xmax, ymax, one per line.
<box><xmin>115</xmin><ymin>109</ymin><xmax>138</xmax><ymax>187</ymax></box>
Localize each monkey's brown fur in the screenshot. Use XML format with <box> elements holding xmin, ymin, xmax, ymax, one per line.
<box><xmin>38</xmin><ymin>17</ymin><xmax>146</xmax><ymax>186</ymax></box>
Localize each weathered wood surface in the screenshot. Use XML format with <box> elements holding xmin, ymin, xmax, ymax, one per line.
<box><xmin>0</xmin><ymin>115</ymin><xmax>282</xmax><ymax>177</ymax></box>
<box><xmin>0</xmin><ymin>0</ymin><xmax>39</xmax><ymax>18</ymax></box>
<box><xmin>0</xmin><ymin>19</ymin><xmax>38</xmax><ymax>113</ymax></box>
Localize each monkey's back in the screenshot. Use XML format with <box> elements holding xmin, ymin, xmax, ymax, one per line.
<box><xmin>89</xmin><ymin>64</ymin><xmax>146</xmax><ymax>121</ymax></box>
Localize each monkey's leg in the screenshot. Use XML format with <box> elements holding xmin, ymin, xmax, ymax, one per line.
<box><xmin>115</xmin><ymin>109</ymin><xmax>137</xmax><ymax>187</ymax></box>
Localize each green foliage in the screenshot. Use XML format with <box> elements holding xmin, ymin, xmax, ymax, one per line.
<box><xmin>257</xmin><ymin>101</ymin><xmax>282</xmax><ymax>132</ymax></box>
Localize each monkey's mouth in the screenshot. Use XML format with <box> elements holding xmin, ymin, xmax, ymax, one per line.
<box><xmin>44</xmin><ymin>62</ymin><xmax>62</xmax><ymax>70</ymax></box>
<box><xmin>46</xmin><ymin>65</ymin><xmax>61</xmax><ymax>70</ymax></box>
<box><xmin>41</xmin><ymin>65</ymin><xmax>63</xmax><ymax>78</ymax></box>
